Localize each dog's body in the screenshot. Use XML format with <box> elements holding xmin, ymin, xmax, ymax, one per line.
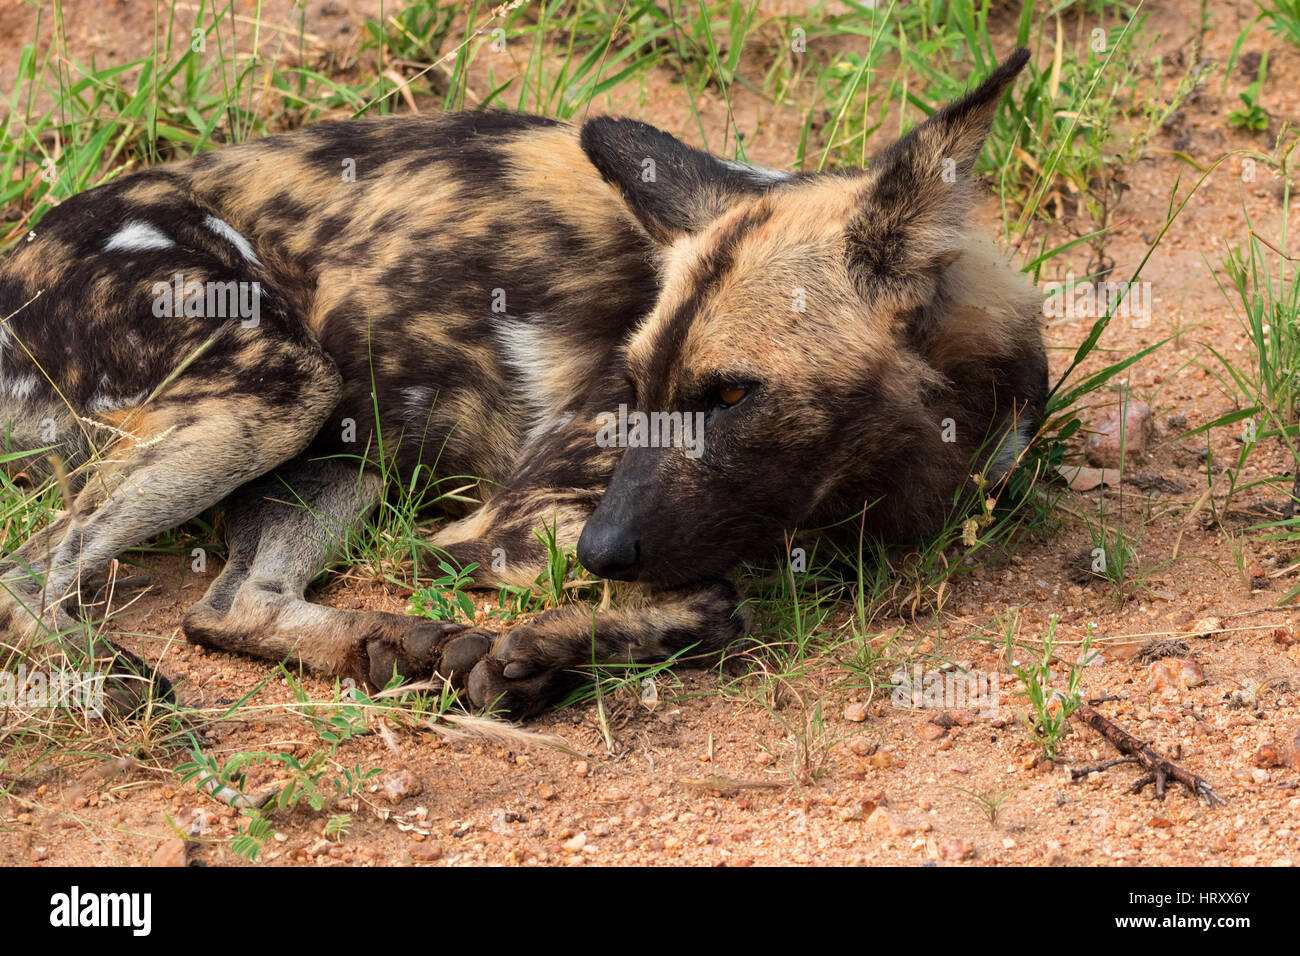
<box><xmin>1</xmin><ymin>50</ymin><xmax>1045</xmax><ymax>717</ymax></box>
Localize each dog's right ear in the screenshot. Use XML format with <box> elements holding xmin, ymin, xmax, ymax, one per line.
<box><xmin>580</xmin><ymin>117</ymin><xmax>790</xmax><ymax>245</ymax></box>
<box><xmin>843</xmin><ymin>47</ymin><xmax>1030</xmax><ymax>319</ymax></box>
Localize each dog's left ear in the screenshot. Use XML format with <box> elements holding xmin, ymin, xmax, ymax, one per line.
<box><xmin>580</xmin><ymin>117</ymin><xmax>789</xmax><ymax>245</ymax></box>
<box><xmin>846</xmin><ymin>48</ymin><xmax>1030</xmax><ymax>314</ymax></box>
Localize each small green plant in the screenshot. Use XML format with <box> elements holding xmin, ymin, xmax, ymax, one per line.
<box><xmin>1010</xmin><ymin>617</ymin><xmax>1095</xmax><ymax>758</ymax></box>
<box><xmin>1258</xmin><ymin>0</ymin><xmax>1300</xmax><ymax>49</ymax></box>
<box><xmin>1086</xmin><ymin>513</ymin><xmax>1141</xmax><ymax>602</ymax></box>
<box><xmin>533</xmin><ymin>517</ymin><xmax>591</xmax><ymax>608</ymax></box>
<box><xmin>947</xmin><ymin>783</ymin><xmax>1028</xmax><ymax>826</ymax></box>
<box><xmin>324</xmin><ymin>812</ymin><xmax>354</xmax><ymax>841</ymax></box>
<box><xmin>230</xmin><ymin>812</ymin><xmax>275</xmax><ymax>862</ymax></box>
<box><xmin>408</xmin><ymin>560</ymin><xmax>479</xmax><ymax>623</ymax></box>
<box><xmin>1228</xmin><ymin>50</ymin><xmax>1269</xmax><ymax>130</ymax></box>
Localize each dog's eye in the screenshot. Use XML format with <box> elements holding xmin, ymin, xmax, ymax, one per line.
<box><xmin>717</xmin><ymin>385</ymin><xmax>749</xmax><ymax>407</ymax></box>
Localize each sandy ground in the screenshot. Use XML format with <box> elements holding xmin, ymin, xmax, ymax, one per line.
<box><xmin>2</xmin><ymin>0</ymin><xmax>1300</xmax><ymax>867</ymax></box>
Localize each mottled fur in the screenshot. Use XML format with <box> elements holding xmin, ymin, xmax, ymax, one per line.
<box><xmin>1</xmin><ymin>50</ymin><xmax>1043</xmax><ymax>718</ymax></box>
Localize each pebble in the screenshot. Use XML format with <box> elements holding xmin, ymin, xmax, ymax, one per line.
<box><xmin>1085</xmin><ymin>401</ymin><xmax>1152</xmax><ymax>467</ymax></box>
<box><xmin>151</xmin><ymin>838</ymin><xmax>187</xmax><ymax>867</ymax></box>
<box><xmin>939</xmin><ymin>837</ymin><xmax>975</xmax><ymax>861</ymax></box>
<box><xmin>844</xmin><ymin>702</ymin><xmax>869</xmax><ymax>722</ymax></box>
<box><xmin>864</xmin><ymin>808</ymin><xmax>912</xmax><ymax>837</ymax></box>
<box><xmin>920</xmin><ymin>722</ymin><xmax>946</xmax><ymax>741</ymax></box>
<box><xmin>379</xmin><ymin>770</ymin><xmax>423</xmax><ymax>805</ymax></box>
<box><xmin>563</xmin><ymin>832</ymin><xmax>587</xmax><ymax>853</ymax></box>
<box><xmin>1147</xmin><ymin>658</ymin><xmax>1205</xmax><ymax>694</ymax></box>
<box><xmin>1252</xmin><ymin>743</ymin><xmax>1281</xmax><ymax>768</ymax></box>
<box><xmin>846</xmin><ymin>737</ymin><xmax>875</xmax><ymax>756</ymax></box>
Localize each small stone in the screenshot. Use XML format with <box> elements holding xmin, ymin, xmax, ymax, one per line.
<box><xmin>380</xmin><ymin>770</ymin><xmax>423</xmax><ymax>805</ymax></box>
<box><xmin>537</xmin><ymin>783</ymin><xmax>557</xmax><ymax>801</ymax></box>
<box><xmin>843</xmin><ymin>702</ymin><xmax>869</xmax><ymax>723</ymax></box>
<box><xmin>939</xmin><ymin>837</ymin><xmax>975</xmax><ymax>861</ymax></box>
<box><xmin>950</xmin><ymin>710</ymin><xmax>975</xmax><ymax>726</ymax></box>
<box><xmin>1274</xmin><ymin>628</ymin><xmax>1296</xmax><ymax>646</ymax></box>
<box><xmin>1189</xmin><ymin>618</ymin><xmax>1224</xmax><ymax>639</ymax></box>
<box><xmin>846</xmin><ymin>737</ymin><xmax>875</xmax><ymax>756</ymax></box>
<box><xmin>864</xmin><ymin>808</ymin><xmax>912</xmax><ymax>837</ymax></box>
<box><xmin>151</xmin><ymin>838</ymin><xmax>187</xmax><ymax>867</ymax></box>
<box><xmin>563</xmin><ymin>832</ymin><xmax>587</xmax><ymax>853</ymax></box>
<box><xmin>410</xmin><ymin>844</ymin><xmax>443</xmax><ymax>862</ymax></box>
<box><xmin>920</xmin><ymin>723</ymin><xmax>946</xmax><ymax>741</ymax></box>
<box><xmin>1085</xmin><ymin>401</ymin><xmax>1152</xmax><ymax>467</ymax></box>
<box><xmin>308</xmin><ymin>838</ymin><xmax>333</xmax><ymax>856</ymax></box>
<box><xmin>1147</xmin><ymin>658</ymin><xmax>1204</xmax><ymax>694</ymax></box>
<box><xmin>1252</xmin><ymin>744</ymin><xmax>1282</xmax><ymax>768</ymax></box>
<box><xmin>869</xmin><ymin>752</ymin><xmax>893</xmax><ymax>769</ymax></box>
<box><xmin>573</xmin><ymin>760</ymin><xmax>589</xmax><ymax>777</ymax></box>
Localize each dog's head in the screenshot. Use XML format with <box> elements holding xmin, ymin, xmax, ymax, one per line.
<box><xmin>576</xmin><ymin>49</ymin><xmax>1038</xmax><ymax>585</ymax></box>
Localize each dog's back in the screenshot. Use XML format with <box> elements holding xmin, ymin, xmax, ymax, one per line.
<box><xmin>1</xmin><ymin>114</ymin><xmax>659</xmax><ymax>492</ymax></box>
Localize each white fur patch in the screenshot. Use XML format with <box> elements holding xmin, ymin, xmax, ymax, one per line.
<box><xmin>990</xmin><ymin>416</ymin><xmax>1036</xmax><ymax>477</ymax></box>
<box><xmin>202</xmin><ymin>215</ymin><xmax>262</xmax><ymax>266</ymax></box>
<box><xmin>3</xmin><ymin>374</ymin><xmax>38</xmax><ymax>401</ymax></box>
<box><xmin>400</xmin><ymin>385</ymin><xmax>438</xmax><ymax>424</ymax></box>
<box><xmin>493</xmin><ymin>319</ymin><xmax>552</xmax><ymax>444</ymax></box>
<box><xmin>719</xmin><ymin>157</ymin><xmax>792</xmax><ymax>185</ymax></box>
<box><xmin>104</xmin><ymin>220</ymin><xmax>174</xmax><ymax>253</ymax></box>
<box><xmin>86</xmin><ymin>388</ymin><xmax>149</xmax><ymax>415</ymax></box>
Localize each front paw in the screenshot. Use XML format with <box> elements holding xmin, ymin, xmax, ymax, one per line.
<box><xmin>463</xmin><ymin>620</ymin><xmax>596</xmax><ymax>719</ymax></box>
<box><xmin>363</xmin><ymin>618</ymin><xmax>467</xmax><ymax>689</ymax></box>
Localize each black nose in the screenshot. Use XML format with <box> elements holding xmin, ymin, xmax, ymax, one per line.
<box><xmin>577</xmin><ymin>519</ymin><xmax>642</xmax><ymax>581</ymax></box>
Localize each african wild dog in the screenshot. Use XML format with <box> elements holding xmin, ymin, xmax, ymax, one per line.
<box><xmin>0</xmin><ymin>48</ymin><xmax>1044</xmax><ymax>719</ymax></box>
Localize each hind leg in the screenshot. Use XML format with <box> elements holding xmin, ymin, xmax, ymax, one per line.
<box><xmin>181</xmin><ymin>456</ymin><xmax>467</xmax><ymax>689</ymax></box>
<box><xmin>0</xmin><ymin>342</ymin><xmax>341</xmax><ymax>710</ymax></box>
